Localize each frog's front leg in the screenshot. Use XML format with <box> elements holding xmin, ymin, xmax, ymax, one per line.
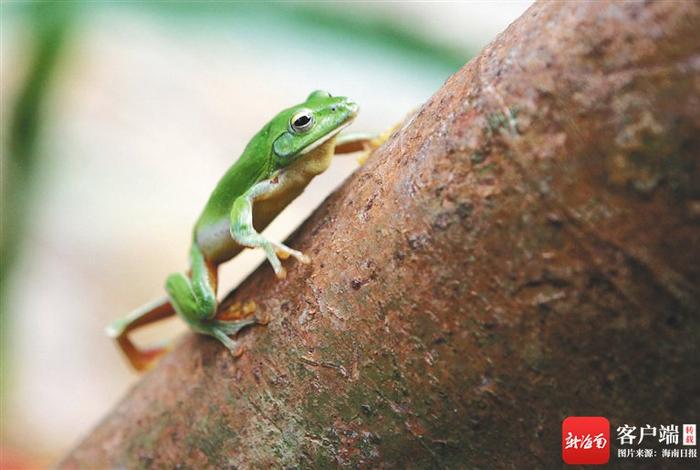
<box><xmin>334</xmin><ymin>132</ymin><xmax>377</xmax><ymax>155</ymax></box>
<box><xmin>335</xmin><ymin>132</ymin><xmax>389</xmax><ymax>164</ymax></box>
<box><xmin>165</xmin><ymin>244</ymin><xmax>257</xmax><ymax>356</ymax></box>
<box><xmin>230</xmin><ymin>176</ymin><xmax>310</xmax><ymax>279</ymax></box>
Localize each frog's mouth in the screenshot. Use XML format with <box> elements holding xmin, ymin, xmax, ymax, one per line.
<box><xmin>298</xmin><ymin>120</ymin><xmax>354</xmax><ymax>156</ymax></box>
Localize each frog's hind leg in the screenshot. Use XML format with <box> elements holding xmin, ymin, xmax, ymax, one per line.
<box><xmin>106</xmin><ymin>295</ymin><xmax>175</xmax><ymax>371</ymax></box>
<box><xmin>166</xmin><ymin>244</ymin><xmax>218</xmax><ymax>325</ymax></box>
<box><xmin>166</xmin><ymin>244</ymin><xmax>256</xmax><ymax>356</ymax></box>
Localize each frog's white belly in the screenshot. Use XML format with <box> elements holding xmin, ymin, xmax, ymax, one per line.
<box><xmin>196</xmin><ymin>219</ymin><xmax>241</xmax><ymax>263</ymax></box>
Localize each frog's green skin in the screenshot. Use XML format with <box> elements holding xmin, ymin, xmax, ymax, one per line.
<box><xmin>107</xmin><ymin>90</ymin><xmax>373</xmax><ymax>371</ymax></box>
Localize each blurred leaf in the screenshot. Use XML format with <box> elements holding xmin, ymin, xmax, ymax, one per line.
<box><xmin>1</xmin><ymin>1</ymin><xmax>74</xmax><ymax>359</ymax></box>
<box><xmin>112</xmin><ymin>1</ymin><xmax>471</xmax><ymax>73</ymax></box>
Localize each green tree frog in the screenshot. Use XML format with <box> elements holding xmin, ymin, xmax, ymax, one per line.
<box><xmin>107</xmin><ymin>90</ymin><xmax>378</xmax><ymax>371</ymax></box>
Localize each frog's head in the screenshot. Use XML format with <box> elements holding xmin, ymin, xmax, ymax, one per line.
<box><xmin>270</xmin><ymin>90</ymin><xmax>358</xmax><ymax>168</ymax></box>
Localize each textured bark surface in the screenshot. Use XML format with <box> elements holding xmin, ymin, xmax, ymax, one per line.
<box><xmin>61</xmin><ymin>1</ymin><xmax>699</xmax><ymax>468</ymax></box>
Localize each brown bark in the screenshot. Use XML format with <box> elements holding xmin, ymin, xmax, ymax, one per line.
<box><xmin>61</xmin><ymin>1</ymin><xmax>700</xmax><ymax>468</ymax></box>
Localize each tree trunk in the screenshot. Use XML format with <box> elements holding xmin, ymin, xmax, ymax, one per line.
<box><xmin>61</xmin><ymin>1</ymin><xmax>700</xmax><ymax>468</ymax></box>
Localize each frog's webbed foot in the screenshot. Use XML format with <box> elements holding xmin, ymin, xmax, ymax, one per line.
<box><xmin>205</xmin><ymin>310</ymin><xmax>267</xmax><ymax>357</ymax></box>
<box><xmin>258</xmin><ymin>240</ymin><xmax>310</xmax><ymax>279</ymax></box>
<box><xmin>204</xmin><ymin>318</ymin><xmax>259</xmax><ymax>357</ymax></box>
<box><xmin>272</xmin><ymin>241</ymin><xmax>310</xmax><ymax>264</ymax></box>
<box><xmin>251</xmin><ymin>240</ymin><xmax>302</xmax><ymax>280</ymax></box>
<box><xmin>205</xmin><ymin>299</ymin><xmax>268</xmax><ymax>357</ymax></box>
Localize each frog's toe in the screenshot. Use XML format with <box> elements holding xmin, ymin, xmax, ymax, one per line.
<box><xmin>255</xmin><ymin>310</ymin><xmax>271</xmax><ymax>326</ymax></box>
<box><xmin>286</xmin><ymin>250</ymin><xmax>310</xmax><ymax>264</ymax></box>
<box><xmin>272</xmin><ymin>242</ymin><xmax>309</xmax><ymax>265</ymax></box>
<box><xmin>275</xmin><ymin>266</ymin><xmax>287</xmax><ymax>279</ymax></box>
<box><xmin>232</xmin><ymin>344</ymin><xmax>245</xmax><ymax>357</ymax></box>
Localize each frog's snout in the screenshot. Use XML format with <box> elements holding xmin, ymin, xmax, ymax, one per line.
<box><xmin>341</xmin><ymin>99</ymin><xmax>359</xmax><ymax>119</ymax></box>
<box><xmin>327</xmin><ymin>97</ymin><xmax>358</xmax><ymax>124</ymax></box>
<box><xmin>346</xmin><ymin>100</ymin><xmax>359</xmax><ymax>115</ymax></box>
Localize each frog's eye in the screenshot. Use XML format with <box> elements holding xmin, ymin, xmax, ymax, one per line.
<box><xmin>291</xmin><ymin>109</ymin><xmax>314</xmax><ymax>133</ymax></box>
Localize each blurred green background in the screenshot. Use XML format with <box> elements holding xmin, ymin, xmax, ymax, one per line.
<box><xmin>0</xmin><ymin>1</ymin><xmax>530</xmax><ymax>466</ymax></box>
